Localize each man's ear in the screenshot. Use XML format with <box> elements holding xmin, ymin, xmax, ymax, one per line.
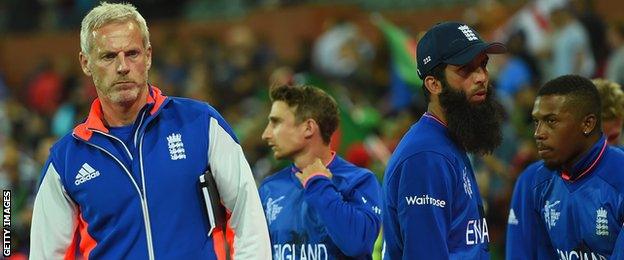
<box><xmin>581</xmin><ymin>113</ymin><xmax>598</xmax><ymax>135</ymax></box>
<box><xmin>424</xmin><ymin>75</ymin><xmax>442</xmax><ymax>96</ymax></box>
<box><xmin>79</xmin><ymin>52</ymin><xmax>91</xmax><ymax>76</ymax></box>
<box><xmin>303</xmin><ymin>118</ymin><xmax>318</xmax><ymax>140</ymax></box>
<box><xmin>146</xmin><ymin>45</ymin><xmax>152</xmax><ymax>70</ymax></box>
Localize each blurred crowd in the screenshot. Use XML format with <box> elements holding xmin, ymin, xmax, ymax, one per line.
<box><xmin>1</xmin><ymin>0</ymin><xmax>623</xmax><ymax>258</ymax></box>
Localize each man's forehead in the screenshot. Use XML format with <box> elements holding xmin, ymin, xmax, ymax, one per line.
<box><xmin>93</xmin><ymin>21</ymin><xmax>135</xmax><ymax>36</ymax></box>
<box><xmin>270</xmin><ymin>101</ymin><xmax>296</xmax><ymax>116</ymax></box>
<box><xmin>532</xmin><ymin>95</ymin><xmax>570</xmax><ymax>115</ymax></box>
<box><xmin>92</xmin><ymin>21</ymin><xmax>141</xmax><ymax>48</ymax></box>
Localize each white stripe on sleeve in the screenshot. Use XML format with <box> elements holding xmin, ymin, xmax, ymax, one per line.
<box><xmin>208</xmin><ymin>117</ymin><xmax>271</xmax><ymax>259</ymax></box>
<box><xmin>30</xmin><ymin>162</ymin><xmax>78</xmax><ymax>259</ymax></box>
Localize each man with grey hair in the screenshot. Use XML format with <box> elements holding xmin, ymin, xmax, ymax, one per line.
<box><xmin>30</xmin><ymin>2</ymin><xmax>270</xmax><ymax>259</ymax></box>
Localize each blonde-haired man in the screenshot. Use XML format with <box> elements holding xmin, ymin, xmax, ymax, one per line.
<box><xmin>30</xmin><ymin>3</ymin><xmax>270</xmax><ymax>259</ymax></box>
<box><xmin>593</xmin><ymin>78</ymin><xmax>624</xmax><ymax>147</ymax></box>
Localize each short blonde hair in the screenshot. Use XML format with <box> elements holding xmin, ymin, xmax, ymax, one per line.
<box><xmin>592</xmin><ymin>78</ymin><xmax>624</xmax><ymax>120</ymax></box>
<box><xmin>80</xmin><ymin>2</ymin><xmax>150</xmax><ymax>55</ymax></box>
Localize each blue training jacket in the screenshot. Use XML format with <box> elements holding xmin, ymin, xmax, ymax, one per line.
<box><xmin>382</xmin><ymin>113</ymin><xmax>490</xmax><ymax>259</ymax></box>
<box><xmin>30</xmin><ymin>86</ymin><xmax>270</xmax><ymax>259</ymax></box>
<box><xmin>258</xmin><ymin>154</ymin><xmax>382</xmax><ymax>259</ymax></box>
<box><xmin>506</xmin><ymin>136</ymin><xmax>624</xmax><ymax>259</ymax></box>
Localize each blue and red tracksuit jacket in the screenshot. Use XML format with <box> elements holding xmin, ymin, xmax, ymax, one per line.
<box><xmin>506</xmin><ymin>136</ymin><xmax>624</xmax><ymax>259</ymax></box>
<box><xmin>30</xmin><ymin>86</ymin><xmax>270</xmax><ymax>259</ymax></box>
<box><xmin>258</xmin><ymin>154</ymin><xmax>382</xmax><ymax>259</ymax></box>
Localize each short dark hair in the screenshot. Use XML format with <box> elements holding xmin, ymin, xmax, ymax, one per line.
<box><xmin>538</xmin><ymin>75</ymin><xmax>601</xmax><ymax>125</ymax></box>
<box><xmin>269</xmin><ymin>85</ymin><xmax>339</xmax><ymax>144</ymax></box>
<box><xmin>422</xmin><ymin>63</ymin><xmax>447</xmax><ymax>103</ymax></box>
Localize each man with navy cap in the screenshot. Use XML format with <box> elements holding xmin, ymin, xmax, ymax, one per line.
<box><xmin>381</xmin><ymin>22</ymin><xmax>506</xmax><ymax>259</ymax></box>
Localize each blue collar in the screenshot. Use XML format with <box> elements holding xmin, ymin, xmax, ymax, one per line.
<box><xmin>289</xmin><ymin>151</ymin><xmax>338</xmax><ymax>174</ymax></box>
<box><xmin>421</xmin><ymin>112</ymin><xmax>447</xmax><ymax>128</ymax></box>
<box><xmin>560</xmin><ymin>135</ymin><xmax>608</xmax><ymax>182</ymax></box>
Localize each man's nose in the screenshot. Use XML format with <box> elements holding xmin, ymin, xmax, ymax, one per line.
<box><xmin>472</xmin><ymin>66</ymin><xmax>487</xmax><ymax>85</ymax></box>
<box><xmin>261</xmin><ymin>125</ymin><xmax>271</xmax><ymax>141</ymax></box>
<box><xmin>117</xmin><ymin>53</ymin><xmax>130</xmax><ymax>74</ymax></box>
<box><xmin>533</xmin><ymin>122</ymin><xmax>546</xmax><ymax>140</ymax></box>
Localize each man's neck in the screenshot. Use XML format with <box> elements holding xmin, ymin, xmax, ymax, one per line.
<box><xmin>561</xmin><ymin>134</ymin><xmax>602</xmax><ymax>172</ymax></box>
<box><xmin>293</xmin><ymin>144</ymin><xmax>334</xmax><ymax>170</ymax></box>
<box><xmin>427</xmin><ymin>102</ymin><xmax>447</xmax><ymax>125</ymax></box>
<box><xmin>101</xmin><ymin>89</ymin><xmax>148</xmax><ymax>127</ymax></box>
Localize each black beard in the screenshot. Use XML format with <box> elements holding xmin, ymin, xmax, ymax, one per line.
<box><xmin>438</xmin><ymin>81</ymin><xmax>504</xmax><ymax>155</ymax></box>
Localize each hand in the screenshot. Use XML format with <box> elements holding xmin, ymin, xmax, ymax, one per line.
<box><xmin>296</xmin><ymin>158</ymin><xmax>332</xmax><ymax>186</ymax></box>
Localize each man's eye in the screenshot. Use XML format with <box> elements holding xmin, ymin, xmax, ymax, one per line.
<box><xmin>457</xmin><ymin>67</ymin><xmax>471</xmax><ymax>77</ymax></box>
<box><xmin>481</xmin><ymin>58</ymin><xmax>489</xmax><ymax>68</ymax></box>
<box><xmin>103</xmin><ymin>54</ymin><xmax>116</xmax><ymax>60</ymax></box>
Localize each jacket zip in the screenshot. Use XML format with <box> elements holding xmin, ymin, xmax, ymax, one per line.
<box><xmin>91</xmin><ymin>130</ymin><xmax>134</xmax><ymax>160</ymax></box>
<box><xmin>72</xmin><ymin>109</ymin><xmax>156</xmax><ymax>260</ymax></box>
<box><xmin>134</xmin><ymin>110</ymin><xmax>147</xmax><ymax>147</ymax></box>
<box><xmin>133</xmin><ymin>109</ymin><xmax>155</xmax><ymax>260</ymax></box>
<box><xmin>77</xmin><ymin>141</ymin><xmax>155</xmax><ymax>260</ymax></box>
<box><xmin>138</xmin><ymin>132</ymin><xmax>155</xmax><ymax>260</ymax></box>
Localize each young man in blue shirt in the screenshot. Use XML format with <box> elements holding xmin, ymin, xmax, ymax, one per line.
<box><xmin>259</xmin><ymin>84</ymin><xmax>382</xmax><ymax>259</ymax></box>
<box><xmin>506</xmin><ymin>75</ymin><xmax>624</xmax><ymax>259</ymax></box>
<box><xmin>382</xmin><ymin>22</ymin><xmax>506</xmax><ymax>259</ymax></box>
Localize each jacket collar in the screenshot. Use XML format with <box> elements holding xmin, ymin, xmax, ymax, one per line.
<box><xmin>560</xmin><ymin>135</ymin><xmax>608</xmax><ymax>182</ymax></box>
<box><xmin>73</xmin><ymin>86</ymin><xmax>167</xmax><ymax>141</ymax></box>
<box><xmin>422</xmin><ymin>112</ymin><xmax>447</xmax><ymax>128</ymax></box>
<box><xmin>290</xmin><ymin>151</ymin><xmax>338</xmax><ymax>174</ymax></box>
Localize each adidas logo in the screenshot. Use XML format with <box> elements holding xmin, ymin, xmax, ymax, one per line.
<box><xmin>75</xmin><ymin>163</ymin><xmax>101</xmax><ymax>186</ymax></box>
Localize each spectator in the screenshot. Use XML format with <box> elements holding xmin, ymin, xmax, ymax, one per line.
<box><xmin>606</xmin><ymin>21</ymin><xmax>624</xmax><ymax>86</ymax></box>
<box><xmin>547</xmin><ymin>3</ymin><xmax>595</xmax><ymax>78</ymax></box>
<box><xmin>593</xmin><ymin>78</ymin><xmax>624</xmax><ymax>147</ymax></box>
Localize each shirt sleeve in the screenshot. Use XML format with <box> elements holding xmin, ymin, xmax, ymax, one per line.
<box><xmin>207</xmin><ymin>116</ymin><xmax>271</xmax><ymax>259</ymax></box>
<box><xmin>385</xmin><ymin>152</ymin><xmax>455</xmax><ymax>259</ymax></box>
<box><xmin>303</xmin><ymin>171</ymin><xmax>382</xmax><ymax>257</ymax></box>
<box><xmin>611</xmin><ymin>224</ymin><xmax>624</xmax><ymax>259</ymax></box>
<box><xmin>505</xmin><ymin>165</ymin><xmax>555</xmax><ymax>260</ymax></box>
<box><xmin>30</xmin><ymin>159</ymin><xmax>80</xmax><ymax>259</ymax></box>
<box><xmin>505</xmin><ymin>169</ymin><xmax>537</xmax><ymax>259</ymax></box>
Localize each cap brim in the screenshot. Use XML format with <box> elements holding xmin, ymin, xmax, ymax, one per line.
<box><xmin>444</xmin><ymin>42</ymin><xmax>506</xmax><ymax>66</ymax></box>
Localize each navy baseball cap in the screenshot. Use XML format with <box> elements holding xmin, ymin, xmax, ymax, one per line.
<box><xmin>416</xmin><ymin>22</ymin><xmax>506</xmax><ymax>79</ymax></box>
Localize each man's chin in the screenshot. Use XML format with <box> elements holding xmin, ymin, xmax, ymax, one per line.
<box><xmin>272</xmin><ymin>151</ymin><xmax>287</xmax><ymax>161</ymax></box>
<box><xmin>110</xmin><ymin>90</ymin><xmax>140</xmax><ymax>104</ymax></box>
<box><xmin>542</xmin><ymin>160</ymin><xmax>560</xmax><ymax>171</ymax></box>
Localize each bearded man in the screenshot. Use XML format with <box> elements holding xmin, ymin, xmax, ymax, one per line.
<box><xmin>381</xmin><ymin>21</ymin><xmax>506</xmax><ymax>259</ymax></box>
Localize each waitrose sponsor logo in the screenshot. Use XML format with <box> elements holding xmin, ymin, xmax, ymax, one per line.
<box><xmin>405</xmin><ymin>194</ymin><xmax>446</xmax><ymax>208</ymax></box>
